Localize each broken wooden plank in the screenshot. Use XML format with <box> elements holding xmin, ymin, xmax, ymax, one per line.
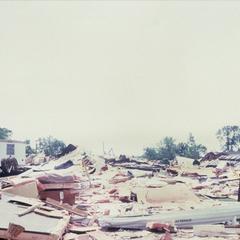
<box><xmin>18</xmin><ymin>204</ymin><xmax>43</xmax><ymax>217</ymax></box>
<box><xmin>68</xmin><ymin>225</ymin><xmax>99</xmax><ymax>234</ymax></box>
<box><xmin>8</xmin><ymin>195</ymin><xmax>42</xmax><ymax>206</ymax></box>
<box><xmin>34</xmin><ymin>208</ymin><xmax>64</xmax><ymax>219</ymax></box>
<box><xmin>45</xmin><ymin>198</ymin><xmax>88</xmax><ymax>217</ymax></box>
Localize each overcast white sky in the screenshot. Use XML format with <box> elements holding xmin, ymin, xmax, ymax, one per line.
<box><xmin>0</xmin><ymin>1</ymin><xmax>240</xmax><ymax>155</ymax></box>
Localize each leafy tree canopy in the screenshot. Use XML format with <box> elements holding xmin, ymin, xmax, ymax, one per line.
<box><xmin>176</xmin><ymin>133</ymin><xmax>207</xmax><ymax>160</ymax></box>
<box><xmin>0</xmin><ymin>127</ymin><xmax>12</xmax><ymax>140</ymax></box>
<box><xmin>25</xmin><ymin>139</ymin><xmax>36</xmax><ymax>157</ymax></box>
<box><xmin>143</xmin><ymin>136</ymin><xmax>177</xmax><ymax>164</ymax></box>
<box><xmin>143</xmin><ymin>147</ymin><xmax>159</xmax><ymax>160</ymax></box>
<box><xmin>36</xmin><ymin>136</ymin><xmax>66</xmax><ymax>157</ymax></box>
<box><xmin>143</xmin><ymin>134</ymin><xmax>207</xmax><ymax>163</ymax></box>
<box><xmin>216</xmin><ymin>126</ymin><xmax>240</xmax><ymax>151</ymax></box>
<box><xmin>157</xmin><ymin>137</ymin><xmax>177</xmax><ymax>162</ymax></box>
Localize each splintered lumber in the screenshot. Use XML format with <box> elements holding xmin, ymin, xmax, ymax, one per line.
<box><xmin>68</xmin><ymin>226</ymin><xmax>99</xmax><ymax>234</ymax></box>
<box><xmin>18</xmin><ymin>204</ymin><xmax>43</xmax><ymax>217</ymax></box>
<box><xmin>34</xmin><ymin>208</ymin><xmax>64</xmax><ymax>219</ymax></box>
<box><xmin>99</xmin><ymin>203</ymin><xmax>240</xmax><ymax>229</ymax></box>
<box><xmin>46</xmin><ymin>198</ymin><xmax>88</xmax><ymax>217</ymax></box>
<box><xmin>8</xmin><ymin>195</ymin><xmax>43</xmax><ymax>206</ymax></box>
<box><xmin>82</xmin><ymin>159</ymin><xmax>92</xmax><ymax>187</ymax></box>
<box><xmin>10</xmin><ymin>196</ymin><xmax>63</xmax><ymax>218</ymax></box>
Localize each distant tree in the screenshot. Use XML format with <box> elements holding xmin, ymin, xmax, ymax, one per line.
<box><xmin>25</xmin><ymin>140</ymin><xmax>36</xmax><ymax>157</ymax></box>
<box><xmin>0</xmin><ymin>127</ymin><xmax>12</xmax><ymax>139</ymax></box>
<box><xmin>176</xmin><ymin>142</ymin><xmax>189</xmax><ymax>157</ymax></box>
<box><xmin>187</xmin><ymin>133</ymin><xmax>207</xmax><ymax>159</ymax></box>
<box><xmin>143</xmin><ymin>147</ymin><xmax>159</xmax><ymax>160</ymax></box>
<box><xmin>157</xmin><ymin>137</ymin><xmax>177</xmax><ymax>162</ymax></box>
<box><xmin>143</xmin><ymin>137</ymin><xmax>177</xmax><ymax>164</ymax></box>
<box><xmin>144</xmin><ymin>134</ymin><xmax>206</xmax><ymax>163</ymax></box>
<box><xmin>216</xmin><ymin>126</ymin><xmax>240</xmax><ymax>151</ymax></box>
<box><xmin>176</xmin><ymin>133</ymin><xmax>206</xmax><ymax>160</ymax></box>
<box><xmin>36</xmin><ymin>136</ymin><xmax>66</xmax><ymax>157</ymax></box>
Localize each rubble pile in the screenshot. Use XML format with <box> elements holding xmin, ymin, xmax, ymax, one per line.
<box><xmin>1</xmin><ymin>148</ymin><xmax>240</xmax><ymax>240</ymax></box>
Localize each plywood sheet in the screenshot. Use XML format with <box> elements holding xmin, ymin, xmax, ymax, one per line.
<box><xmin>0</xmin><ymin>193</ymin><xmax>70</xmax><ymax>240</ymax></box>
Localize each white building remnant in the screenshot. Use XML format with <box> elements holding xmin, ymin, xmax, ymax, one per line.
<box><xmin>0</xmin><ymin>139</ymin><xmax>26</xmax><ymax>165</ymax></box>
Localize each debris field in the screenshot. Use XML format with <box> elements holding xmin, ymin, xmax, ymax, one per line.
<box><xmin>1</xmin><ymin>146</ymin><xmax>240</xmax><ymax>240</ymax></box>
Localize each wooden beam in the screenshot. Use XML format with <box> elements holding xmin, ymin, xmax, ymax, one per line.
<box><xmin>45</xmin><ymin>198</ymin><xmax>87</xmax><ymax>217</ymax></box>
